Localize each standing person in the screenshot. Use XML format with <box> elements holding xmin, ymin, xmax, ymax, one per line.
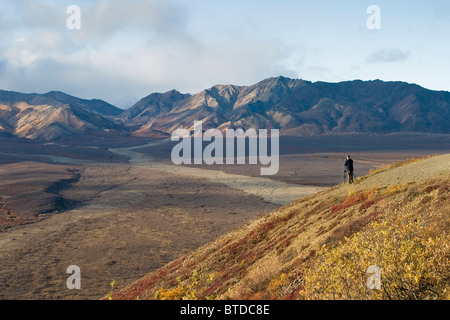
<box><xmin>344</xmin><ymin>155</ymin><xmax>354</xmax><ymax>184</ymax></box>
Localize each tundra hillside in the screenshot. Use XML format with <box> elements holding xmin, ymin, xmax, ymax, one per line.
<box><xmin>110</xmin><ymin>154</ymin><xmax>450</xmax><ymax>300</ymax></box>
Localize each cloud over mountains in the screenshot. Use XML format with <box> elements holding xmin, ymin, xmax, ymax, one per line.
<box><xmin>1</xmin><ymin>1</ymin><xmax>449</xmax><ymax>108</ymax></box>
<box><xmin>0</xmin><ymin>0</ymin><xmax>292</xmax><ymax>108</ymax></box>
<box><xmin>367</xmin><ymin>49</ymin><xmax>410</xmax><ymax>64</ymax></box>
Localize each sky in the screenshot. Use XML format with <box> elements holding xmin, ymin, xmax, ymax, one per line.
<box><xmin>0</xmin><ymin>0</ymin><xmax>449</xmax><ymax>108</ymax></box>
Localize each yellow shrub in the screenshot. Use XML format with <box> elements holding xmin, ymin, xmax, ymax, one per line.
<box><xmin>155</xmin><ymin>272</ymin><xmax>199</xmax><ymax>300</ymax></box>
<box><xmin>106</xmin><ymin>280</ymin><xmax>116</xmax><ymax>300</ymax></box>
<box><xmin>385</xmin><ymin>183</ymin><xmax>408</xmax><ymax>194</ymax></box>
<box><xmin>267</xmin><ymin>273</ymin><xmax>291</xmax><ymax>296</ymax></box>
<box><xmin>155</xmin><ymin>283</ymin><xmax>190</xmax><ymax>300</ymax></box>
<box><xmin>301</xmin><ymin>212</ymin><xmax>449</xmax><ymax>300</ymax></box>
<box><xmin>154</xmin><ymin>271</ymin><xmax>215</xmax><ymax>300</ymax></box>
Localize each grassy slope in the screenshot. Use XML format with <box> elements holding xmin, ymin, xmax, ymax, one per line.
<box><xmin>111</xmin><ymin>154</ymin><xmax>450</xmax><ymax>300</ymax></box>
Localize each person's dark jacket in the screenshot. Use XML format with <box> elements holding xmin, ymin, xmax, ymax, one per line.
<box><xmin>345</xmin><ymin>158</ymin><xmax>354</xmax><ymax>173</ymax></box>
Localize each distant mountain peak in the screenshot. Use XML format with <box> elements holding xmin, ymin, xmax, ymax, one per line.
<box><xmin>0</xmin><ymin>89</ymin><xmax>123</xmax><ymax>142</ymax></box>
<box><xmin>123</xmin><ymin>77</ymin><xmax>450</xmax><ymax>136</ymax></box>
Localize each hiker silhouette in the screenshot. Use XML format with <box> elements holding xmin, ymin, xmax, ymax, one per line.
<box><xmin>344</xmin><ymin>155</ymin><xmax>354</xmax><ymax>184</ymax></box>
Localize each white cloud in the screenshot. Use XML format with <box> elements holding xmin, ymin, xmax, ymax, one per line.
<box><xmin>0</xmin><ymin>0</ymin><xmax>297</xmax><ymax>108</ymax></box>
<box><xmin>367</xmin><ymin>49</ymin><xmax>410</xmax><ymax>64</ymax></box>
<box><xmin>1</xmin><ymin>0</ymin><xmax>448</xmax><ymax>108</ymax></box>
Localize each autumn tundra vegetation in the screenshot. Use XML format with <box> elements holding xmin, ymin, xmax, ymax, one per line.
<box><xmin>109</xmin><ymin>155</ymin><xmax>449</xmax><ymax>300</ymax></box>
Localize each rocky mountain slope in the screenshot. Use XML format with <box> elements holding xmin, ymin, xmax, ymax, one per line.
<box><xmin>1</xmin><ymin>77</ymin><xmax>450</xmax><ymax>142</ymax></box>
<box><xmin>123</xmin><ymin>77</ymin><xmax>450</xmax><ymax>136</ymax></box>
<box><xmin>0</xmin><ymin>90</ymin><xmax>124</xmax><ymax>141</ymax></box>
<box><xmin>110</xmin><ymin>154</ymin><xmax>450</xmax><ymax>300</ymax></box>
<box><xmin>0</xmin><ymin>91</ymin><xmax>123</xmax><ymax>141</ymax></box>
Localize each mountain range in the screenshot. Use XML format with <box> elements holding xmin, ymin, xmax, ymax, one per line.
<box><xmin>1</xmin><ymin>76</ymin><xmax>449</xmax><ymax>142</ymax></box>
<box><xmin>0</xmin><ymin>90</ymin><xmax>123</xmax><ymax>141</ymax></box>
